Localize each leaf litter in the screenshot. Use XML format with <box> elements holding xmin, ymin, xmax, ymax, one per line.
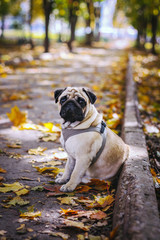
<box><xmin>133</xmin><ymin>51</ymin><xmax>160</xmax><ymax>212</ymax></box>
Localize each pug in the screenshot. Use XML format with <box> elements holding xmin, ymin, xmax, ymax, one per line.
<box><xmin>54</xmin><ymin>87</ymin><xmax>129</xmax><ymax>192</ymax></box>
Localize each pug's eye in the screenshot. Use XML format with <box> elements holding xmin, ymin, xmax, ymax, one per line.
<box><xmin>60</xmin><ymin>96</ymin><xmax>67</xmax><ymax>105</ymax></box>
<box><xmin>77</xmin><ymin>97</ymin><xmax>86</xmax><ymax>108</ymax></box>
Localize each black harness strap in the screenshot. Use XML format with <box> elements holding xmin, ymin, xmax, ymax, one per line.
<box><xmin>62</xmin><ymin>121</ymin><xmax>107</xmax><ymax>166</ymax></box>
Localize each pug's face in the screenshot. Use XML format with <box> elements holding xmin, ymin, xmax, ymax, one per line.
<box><xmin>54</xmin><ymin>87</ymin><xmax>97</xmax><ymax>123</ymax></box>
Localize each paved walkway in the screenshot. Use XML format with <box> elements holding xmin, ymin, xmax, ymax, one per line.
<box><xmin>0</xmin><ymin>44</ymin><xmax>128</xmax><ymax>240</ymax></box>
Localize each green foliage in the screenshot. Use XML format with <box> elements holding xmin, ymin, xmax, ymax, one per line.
<box><xmin>0</xmin><ymin>0</ymin><xmax>21</xmax><ymax>17</ymax></box>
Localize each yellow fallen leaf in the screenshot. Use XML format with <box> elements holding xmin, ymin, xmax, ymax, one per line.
<box><xmin>15</xmin><ymin>188</ymin><xmax>29</xmax><ymax>196</ymax></box>
<box><xmin>35</xmin><ymin>166</ymin><xmax>64</xmax><ymax>177</ymax></box>
<box><xmin>6</xmin><ymin>106</ymin><xmax>27</xmax><ymax>126</ymax></box>
<box><xmin>20</xmin><ymin>211</ymin><xmax>42</xmax><ymax>219</ymax></box>
<box><xmin>0</xmin><ymin>182</ymin><xmax>29</xmax><ymax>196</ymax></box>
<box><xmin>9</xmin><ymin>153</ymin><xmax>22</xmax><ymax>159</ymax></box>
<box><xmin>40</xmin><ymin>133</ymin><xmax>59</xmax><ymax>142</ymax></box>
<box><xmin>19</xmin><ymin>122</ymin><xmax>46</xmax><ymax>131</ymax></box>
<box><xmin>92</xmin><ymin>85</ymin><xmax>101</xmax><ymax>91</ymax></box>
<box><xmin>35</xmin><ymin>166</ymin><xmax>57</xmax><ymax>173</ymax></box>
<box><xmin>63</xmin><ymin>219</ymin><xmax>90</xmax><ymax>231</ymax></box>
<box><xmin>9</xmin><ymin>93</ymin><xmax>29</xmax><ymax>101</ymax></box>
<box><xmin>0</xmin><ymin>167</ymin><xmax>6</xmax><ymax>173</ymax></box>
<box><xmin>150</xmin><ymin>168</ymin><xmax>157</xmax><ymax>177</ymax></box>
<box><xmin>7</xmin><ymin>196</ymin><xmax>29</xmax><ymax>206</ymax></box>
<box><xmin>95</xmin><ymin>195</ymin><xmax>114</xmax><ymax>208</ymax></box>
<box><xmin>57</xmin><ymin>197</ymin><xmax>78</xmax><ymax>206</ymax></box>
<box><xmin>27</xmin><ymin>228</ymin><xmax>34</xmax><ymax>232</ymax></box>
<box><xmin>44</xmin><ymin>160</ymin><xmax>62</xmax><ymax>167</ymax></box>
<box><xmin>16</xmin><ymin>224</ymin><xmax>26</xmax><ymax>231</ymax></box>
<box><xmin>6</xmin><ymin>143</ymin><xmax>21</xmax><ymax>149</ymax></box>
<box><xmin>106</xmin><ymin>118</ymin><xmax>120</xmax><ymax>129</ymax></box>
<box><xmin>43</xmin><ymin>122</ymin><xmax>61</xmax><ymax>133</ymax></box>
<box><xmin>60</xmin><ymin>208</ymin><xmax>78</xmax><ymax>216</ymax></box>
<box><xmin>0</xmin><ymin>182</ymin><xmax>25</xmax><ymax>193</ymax></box>
<box><xmin>28</xmin><ymin>146</ymin><xmax>47</xmax><ymax>155</ymax></box>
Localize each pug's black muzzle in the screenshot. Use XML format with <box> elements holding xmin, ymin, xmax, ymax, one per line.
<box><xmin>60</xmin><ymin>100</ymin><xmax>84</xmax><ymax>123</ymax></box>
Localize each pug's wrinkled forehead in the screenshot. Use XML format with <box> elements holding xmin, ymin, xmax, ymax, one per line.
<box><xmin>54</xmin><ymin>87</ymin><xmax>97</xmax><ymax>104</ymax></box>
<box><xmin>62</xmin><ymin>87</ymin><xmax>86</xmax><ymax>100</ymax></box>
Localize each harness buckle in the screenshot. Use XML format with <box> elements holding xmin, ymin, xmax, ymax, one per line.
<box><xmin>100</xmin><ymin>121</ymin><xmax>106</xmax><ymax>134</ymax></box>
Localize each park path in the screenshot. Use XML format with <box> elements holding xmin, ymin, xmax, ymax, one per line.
<box><xmin>0</xmin><ymin>43</ymin><xmax>128</xmax><ymax>240</ymax></box>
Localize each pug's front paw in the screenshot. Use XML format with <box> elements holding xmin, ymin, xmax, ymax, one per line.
<box><xmin>60</xmin><ymin>183</ymin><xmax>75</xmax><ymax>192</ymax></box>
<box><xmin>55</xmin><ymin>177</ymin><xmax>68</xmax><ymax>184</ymax></box>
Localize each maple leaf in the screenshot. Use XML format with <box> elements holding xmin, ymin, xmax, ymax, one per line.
<box><xmin>6</xmin><ymin>106</ymin><xmax>27</xmax><ymax>126</ymax></box>
<box><xmin>28</xmin><ymin>146</ymin><xmax>47</xmax><ymax>155</ymax></box>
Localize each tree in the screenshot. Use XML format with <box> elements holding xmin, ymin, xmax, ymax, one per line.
<box><xmin>67</xmin><ymin>0</ymin><xmax>80</xmax><ymax>52</ymax></box>
<box><xmin>29</xmin><ymin>0</ymin><xmax>34</xmax><ymax>49</ymax></box>
<box><xmin>43</xmin><ymin>0</ymin><xmax>54</xmax><ymax>52</ymax></box>
<box><xmin>0</xmin><ymin>0</ymin><xmax>21</xmax><ymax>38</ymax></box>
<box><xmin>85</xmin><ymin>0</ymin><xmax>94</xmax><ymax>46</ymax></box>
<box><xmin>117</xmin><ymin>0</ymin><xmax>160</xmax><ymax>54</ymax></box>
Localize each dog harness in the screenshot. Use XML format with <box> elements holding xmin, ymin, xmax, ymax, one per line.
<box><xmin>62</xmin><ymin>121</ymin><xmax>107</xmax><ymax>166</ymax></box>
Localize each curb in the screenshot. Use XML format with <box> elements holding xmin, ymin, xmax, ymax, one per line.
<box><xmin>113</xmin><ymin>55</ymin><xmax>160</xmax><ymax>240</ymax></box>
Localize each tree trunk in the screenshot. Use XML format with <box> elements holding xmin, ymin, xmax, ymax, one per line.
<box><xmin>151</xmin><ymin>14</ymin><xmax>158</xmax><ymax>55</ymax></box>
<box><xmin>29</xmin><ymin>0</ymin><xmax>34</xmax><ymax>49</ymax></box>
<box><xmin>44</xmin><ymin>10</ymin><xmax>50</xmax><ymax>52</ymax></box>
<box><xmin>85</xmin><ymin>0</ymin><xmax>94</xmax><ymax>46</ymax></box>
<box><xmin>43</xmin><ymin>0</ymin><xmax>53</xmax><ymax>52</ymax></box>
<box><xmin>67</xmin><ymin>0</ymin><xmax>79</xmax><ymax>52</ymax></box>
<box><xmin>1</xmin><ymin>16</ymin><xmax>5</xmax><ymax>38</ymax></box>
<box><xmin>136</xmin><ymin>30</ymin><xmax>141</xmax><ymax>48</ymax></box>
<box><xmin>68</xmin><ymin>15</ymin><xmax>77</xmax><ymax>52</ymax></box>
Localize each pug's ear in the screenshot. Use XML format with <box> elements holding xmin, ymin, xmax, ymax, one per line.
<box><xmin>54</xmin><ymin>88</ymin><xmax>66</xmax><ymax>103</ymax></box>
<box><xmin>83</xmin><ymin>88</ymin><xmax>97</xmax><ymax>104</ymax></box>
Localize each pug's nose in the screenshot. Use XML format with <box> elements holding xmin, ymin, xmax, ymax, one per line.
<box><xmin>61</xmin><ymin>106</ymin><xmax>74</xmax><ymax>118</ymax></box>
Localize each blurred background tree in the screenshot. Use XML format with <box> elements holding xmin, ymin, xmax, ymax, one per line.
<box><xmin>0</xmin><ymin>0</ymin><xmax>159</xmax><ymax>54</ymax></box>
<box><xmin>0</xmin><ymin>0</ymin><xmax>21</xmax><ymax>38</ymax></box>
<box><xmin>116</xmin><ymin>0</ymin><xmax>160</xmax><ymax>54</ymax></box>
